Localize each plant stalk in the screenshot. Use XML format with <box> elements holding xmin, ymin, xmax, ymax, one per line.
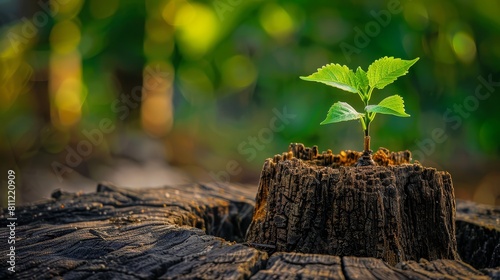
<box><xmin>363</xmin><ymin>115</ymin><xmax>370</xmax><ymax>152</ymax></box>
<box><xmin>356</xmin><ymin>91</ymin><xmax>375</xmax><ymax>166</ymax></box>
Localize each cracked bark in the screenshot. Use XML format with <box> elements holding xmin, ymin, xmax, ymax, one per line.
<box><xmin>455</xmin><ymin>199</ymin><xmax>500</xmax><ymax>270</ymax></box>
<box><xmin>0</xmin><ymin>178</ymin><xmax>498</xmax><ymax>279</ymax></box>
<box><xmin>246</xmin><ymin>143</ymin><xmax>460</xmax><ymax>265</ymax></box>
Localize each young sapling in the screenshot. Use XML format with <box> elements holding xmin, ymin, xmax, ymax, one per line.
<box><xmin>300</xmin><ymin>56</ymin><xmax>419</xmax><ymax>165</ymax></box>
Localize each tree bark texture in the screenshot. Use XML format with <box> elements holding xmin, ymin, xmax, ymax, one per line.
<box><xmin>246</xmin><ymin>144</ymin><xmax>460</xmax><ymax>265</ymax></box>
<box><xmin>456</xmin><ymin>199</ymin><xmax>500</xmax><ymax>270</ymax></box>
<box><xmin>0</xmin><ymin>180</ymin><xmax>498</xmax><ymax>279</ymax></box>
<box><xmin>0</xmin><ymin>182</ymin><xmax>265</xmax><ymax>279</ymax></box>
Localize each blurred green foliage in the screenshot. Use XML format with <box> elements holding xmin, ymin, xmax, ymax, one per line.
<box><xmin>0</xmin><ymin>0</ymin><xmax>499</xmax><ymax>203</ymax></box>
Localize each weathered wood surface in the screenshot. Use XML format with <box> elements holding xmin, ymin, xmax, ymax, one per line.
<box><xmin>246</xmin><ymin>144</ymin><xmax>459</xmax><ymax>265</ymax></box>
<box><xmin>0</xmin><ymin>182</ymin><xmax>264</xmax><ymax>279</ymax></box>
<box><xmin>1</xmin><ymin>182</ymin><xmax>499</xmax><ymax>279</ymax></box>
<box><xmin>456</xmin><ymin>199</ymin><xmax>500</xmax><ymax>270</ymax></box>
<box><xmin>253</xmin><ymin>252</ymin><xmax>490</xmax><ymax>280</ymax></box>
<box><xmin>18</xmin><ymin>182</ymin><xmax>257</xmax><ymax>243</ymax></box>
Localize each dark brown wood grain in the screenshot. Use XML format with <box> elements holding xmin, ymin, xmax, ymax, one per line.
<box><xmin>252</xmin><ymin>252</ymin><xmax>491</xmax><ymax>280</ymax></box>
<box><xmin>0</xmin><ymin>182</ymin><xmax>264</xmax><ymax>279</ymax></box>
<box><xmin>246</xmin><ymin>144</ymin><xmax>459</xmax><ymax>265</ymax></box>
<box><xmin>1</xmin><ymin>180</ymin><xmax>498</xmax><ymax>279</ymax></box>
<box><xmin>456</xmin><ymin>199</ymin><xmax>500</xmax><ymax>270</ymax></box>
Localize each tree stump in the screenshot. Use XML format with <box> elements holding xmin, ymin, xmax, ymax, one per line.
<box><xmin>246</xmin><ymin>143</ymin><xmax>460</xmax><ymax>265</ymax></box>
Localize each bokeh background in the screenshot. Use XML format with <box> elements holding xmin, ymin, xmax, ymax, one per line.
<box><xmin>1</xmin><ymin>0</ymin><xmax>499</xmax><ymax>206</ymax></box>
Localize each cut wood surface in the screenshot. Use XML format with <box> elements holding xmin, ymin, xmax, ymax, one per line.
<box><xmin>1</xmin><ymin>181</ymin><xmax>499</xmax><ymax>279</ymax></box>
<box><xmin>14</xmin><ymin>182</ymin><xmax>256</xmax><ymax>243</ymax></box>
<box><xmin>246</xmin><ymin>144</ymin><xmax>459</xmax><ymax>265</ymax></box>
<box><xmin>456</xmin><ymin>199</ymin><xmax>500</xmax><ymax>270</ymax></box>
<box><xmin>253</xmin><ymin>252</ymin><xmax>490</xmax><ymax>280</ymax></box>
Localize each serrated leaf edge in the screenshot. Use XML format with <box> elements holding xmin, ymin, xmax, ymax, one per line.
<box><xmin>320</xmin><ymin>101</ymin><xmax>364</xmax><ymax>125</ymax></box>
<box><xmin>300</xmin><ymin>63</ymin><xmax>358</xmax><ymax>93</ymax></box>
<box><xmin>367</xmin><ymin>57</ymin><xmax>419</xmax><ymax>90</ymax></box>
<box><xmin>365</xmin><ymin>95</ymin><xmax>410</xmax><ymax>117</ymax></box>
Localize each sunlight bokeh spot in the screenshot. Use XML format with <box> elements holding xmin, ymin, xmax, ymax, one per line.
<box><xmin>173</xmin><ymin>3</ymin><xmax>219</xmax><ymax>57</ymax></box>
<box><xmin>162</xmin><ymin>0</ymin><xmax>194</xmax><ymax>26</ymax></box>
<box><xmin>49</xmin><ymin>51</ymin><xmax>83</xmax><ymax>129</ymax></box>
<box><xmin>50</xmin><ymin>21</ymin><xmax>81</xmax><ymax>54</ymax></box>
<box><xmin>221</xmin><ymin>55</ymin><xmax>257</xmax><ymax>89</ymax></box>
<box><xmin>142</xmin><ymin>94</ymin><xmax>172</xmax><ymax>137</ymax></box>
<box><xmin>452</xmin><ymin>32</ymin><xmax>476</xmax><ymax>63</ymax></box>
<box><xmin>54</xmin><ymin>78</ymin><xmax>84</xmax><ymax>127</ymax></box>
<box><xmin>51</xmin><ymin>0</ymin><xmax>84</xmax><ymax>19</ymax></box>
<box><xmin>141</xmin><ymin>62</ymin><xmax>174</xmax><ymax>137</ymax></box>
<box><xmin>259</xmin><ymin>4</ymin><xmax>295</xmax><ymax>39</ymax></box>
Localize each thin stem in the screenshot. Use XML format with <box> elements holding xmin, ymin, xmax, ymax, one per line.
<box><xmin>362</xmin><ymin>108</ymin><xmax>371</xmax><ymax>152</ymax></box>
<box><xmin>368</xmin><ymin>112</ymin><xmax>376</xmax><ymax>121</ymax></box>
<box><xmin>366</xmin><ymin>87</ymin><xmax>374</xmax><ymax>103</ymax></box>
<box><xmin>360</xmin><ymin>117</ymin><xmax>367</xmax><ymax>131</ymax></box>
<box><xmin>362</xmin><ymin>88</ymin><xmax>372</xmax><ymax>153</ymax></box>
<box><xmin>361</xmin><ymin>86</ymin><xmax>374</xmax><ymax>153</ymax></box>
<box><xmin>364</xmin><ymin>122</ymin><xmax>370</xmax><ymax>152</ymax></box>
<box><xmin>364</xmin><ymin>135</ymin><xmax>370</xmax><ymax>152</ymax></box>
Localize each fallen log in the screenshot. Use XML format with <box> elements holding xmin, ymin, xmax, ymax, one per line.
<box><xmin>1</xmin><ymin>182</ymin><xmax>499</xmax><ymax>279</ymax></box>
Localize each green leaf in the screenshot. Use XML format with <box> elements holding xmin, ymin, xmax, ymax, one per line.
<box><xmin>320</xmin><ymin>102</ymin><xmax>364</xmax><ymax>125</ymax></box>
<box><xmin>300</xmin><ymin>64</ymin><xmax>358</xmax><ymax>93</ymax></box>
<box><xmin>355</xmin><ymin>66</ymin><xmax>369</xmax><ymax>93</ymax></box>
<box><xmin>367</xmin><ymin>57</ymin><xmax>419</xmax><ymax>89</ymax></box>
<box><xmin>365</xmin><ymin>95</ymin><xmax>410</xmax><ymax>117</ymax></box>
